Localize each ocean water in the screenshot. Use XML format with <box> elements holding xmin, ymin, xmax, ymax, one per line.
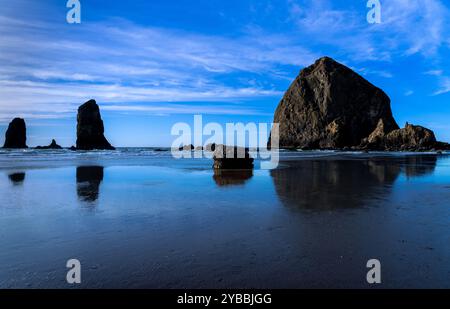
<box><xmin>0</xmin><ymin>148</ymin><xmax>449</xmax><ymax>288</ymax></box>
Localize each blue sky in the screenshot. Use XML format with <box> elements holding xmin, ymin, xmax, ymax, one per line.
<box><xmin>0</xmin><ymin>0</ymin><xmax>449</xmax><ymax>147</ymax></box>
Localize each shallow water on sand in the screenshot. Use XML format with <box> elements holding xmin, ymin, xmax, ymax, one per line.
<box><xmin>0</xmin><ymin>149</ymin><xmax>449</xmax><ymax>288</ymax></box>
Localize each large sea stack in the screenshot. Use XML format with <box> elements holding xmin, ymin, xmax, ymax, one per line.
<box><xmin>3</xmin><ymin>118</ymin><xmax>27</xmax><ymax>149</ymax></box>
<box><xmin>271</xmin><ymin>57</ymin><xmax>449</xmax><ymax>151</ymax></box>
<box><xmin>76</xmin><ymin>100</ymin><xmax>115</xmax><ymax>150</ymax></box>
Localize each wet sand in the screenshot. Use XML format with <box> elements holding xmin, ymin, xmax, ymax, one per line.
<box><xmin>0</xmin><ymin>150</ymin><xmax>449</xmax><ymax>288</ymax></box>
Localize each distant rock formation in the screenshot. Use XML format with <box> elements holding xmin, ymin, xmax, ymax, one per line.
<box><xmin>35</xmin><ymin>139</ymin><xmax>63</xmax><ymax>150</ymax></box>
<box><xmin>179</xmin><ymin>144</ymin><xmax>194</xmax><ymax>151</ymax></box>
<box><xmin>3</xmin><ymin>118</ymin><xmax>27</xmax><ymax>149</ymax></box>
<box><xmin>76</xmin><ymin>100</ymin><xmax>115</xmax><ymax>150</ymax></box>
<box><xmin>361</xmin><ymin>122</ymin><xmax>438</xmax><ymax>151</ymax></box>
<box><xmin>205</xmin><ymin>143</ymin><xmax>216</xmax><ymax>152</ymax></box>
<box><xmin>270</xmin><ymin>57</ymin><xmax>449</xmax><ymax>151</ymax></box>
<box><xmin>213</xmin><ymin>145</ymin><xmax>254</xmax><ymax>169</ymax></box>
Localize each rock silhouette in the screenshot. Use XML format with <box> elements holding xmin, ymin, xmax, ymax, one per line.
<box><xmin>3</xmin><ymin>118</ymin><xmax>27</xmax><ymax>149</ymax></box>
<box><xmin>271</xmin><ymin>57</ymin><xmax>449</xmax><ymax>151</ymax></box>
<box><xmin>35</xmin><ymin>139</ymin><xmax>62</xmax><ymax>150</ymax></box>
<box><xmin>76</xmin><ymin>100</ymin><xmax>115</xmax><ymax>150</ymax></box>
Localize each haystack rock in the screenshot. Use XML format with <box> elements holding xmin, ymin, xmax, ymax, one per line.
<box><xmin>271</xmin><ymin>57</ymin><xmax>399</xmax><ymax>149</ymax></box>
<box><xmin>270</xmin><ymin>56</ymin><xmax>449</xmax><ymax>151</ymax></box>
<box><xmin>76</xmin><ymin>100</ymin><xmax>115</xmax><ymax>150</ymax></box>
<box><xmin>3</xmin><ymin>118</ymin><xmax>27</xmax><ymax>149</ymax></box>
<box><xmin>36</xmin><ymin>139</ymin><xmax>63</xmax><ymax>150</ymax></box>
<box><xmin>213</xmin><ymin>145</ymin><xmax>254</xmax><ymax>170</ymax></box>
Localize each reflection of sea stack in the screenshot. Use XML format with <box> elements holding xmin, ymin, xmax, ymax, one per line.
<box><xmin>36</xmin><ymin>139</ymin><xmax>63</xmax><ymax>150</ymax></box>
<box><xmin>3</xmin><ymin>118</ymin><xmax>27</xmax><ymax>149</ymax></box>
<box><xmin>213</xmin><ymin>145</ymin><xmax>254</xmax><ymax>170</ymax></box>
<box><xmin>271</xmin><ymin>57</ymin><xmax>449</xmax><ymax>151</ymax></box>
<box><xmin>76</xmin><ymin>166</ymin><xmax>104</xmax><ymax>202</ymax></box>
<box><xmin>8</xmin><ymin>172</ymin><xmax>26</xmax><ymax>184</ymax></box>
<box><xmin>213</xmin><ymin>169</ymin><xmax>253</xmax><ymax>186</ymax></box>
<box><xmin>76</xmin><ymin>100</ymin><xmax>115</xmax><ymax>150</ymax></box>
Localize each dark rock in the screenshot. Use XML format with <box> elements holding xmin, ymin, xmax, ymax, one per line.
<box><xmin>76</xmin><ymin>99</ymin><xmax>115</xmax><ymax>150</ymax></box>
<box><xmin>69</xmin><ymin>146</ymin><xmax>77</xmax><ymax>151</ymax></box>
<box><xmin>8</xmin><ymin>172</ymin><xmax>25</xmax><ymax>184</ymax></box>
<box><xmin>205</xmin><ymin>143</ymin><xmax>216</xmax><ymax>152</ymax></box>
<box><xmin>3</xmin><ymin>118</ymin><xmax>27</xmax><ymax>149</ymax></box>
<box><xmin>35</xmin><ymin>139</ymin><xmax>63</xmax><ymax>150</ymax></box>
<box><xmin>179</xmin><ymin>144</ymin><xmax>194</xmax><ymax>151</ymax></box>
<box><xmin>271</xmin><ymin>57</ymin><xmax>399</xmax><ymax>149</ymax></box>
<box><xmin>213</xmin><ymin>145</ymin><xmax>254</xmax><ymax>170</ymax></box>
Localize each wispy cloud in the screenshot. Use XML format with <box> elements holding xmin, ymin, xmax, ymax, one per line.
<box><xmin>288</xmin><ymin>0</ymin><xmax>450</xmax><ymax>61</ymax></box>
<box><xmin>0</xmin><ymin>15</ymin><xmax>314</xmax><ymax>120</ymax></box>
<box><xmin>433</xmin><ymin>77</ymin><xmax>450</xmax><ymax>95</ymax></box>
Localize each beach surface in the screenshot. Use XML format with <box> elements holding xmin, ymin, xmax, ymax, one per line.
<box><xmin>0</xmin><ymin>149</ymin><xmax>449</xmax><ymax>288</ymax></box>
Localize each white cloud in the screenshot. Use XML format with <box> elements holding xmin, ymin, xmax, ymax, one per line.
<box><xmin>425</xmin><ymin>70</ymin><xmax>443</xmax><ymax>76</ymax></box>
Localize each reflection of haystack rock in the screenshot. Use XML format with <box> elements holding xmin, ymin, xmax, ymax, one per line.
<box><xmin>400</xmin><ymin>155</ymin><xmax>438</xmax><ymax>178</ymax></box>
<box><xmin>76</xmin><ymin>166</ymin><xmax>104</xmax><ymax>202</ymax></box>
<box><xmin>213</xmin><ymin>169</ymin><xmax>253</xmax><ymax>186</ymax></box>
<box><xmin>8</xmin><ymin>172</ymin><xmax>26</xmax><ymax>184</ymax></box>
<box><xmin>270</xmin><ymin>156</ymin><xmax>438</xmax><ymax>210</ymax></box>
<box><xmin>271</xmin><ymin>159</ymin><xmax>399</xmax><ymax>210</ymax></box>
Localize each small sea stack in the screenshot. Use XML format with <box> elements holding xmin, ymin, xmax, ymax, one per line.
<box><xmin>76</xmin><ymin>99</ymin><xmax>115</xmax><ymax>150</ymax></box>
<box><xmin>213</xmin><ymin>145</ymin><xmax>254</xmax><ymax>170</ymax></box>
<box><xmin>179</xmin><ymin>144</ymin><xmax>194</xmax><ymax>151</ymax></box>
<box><xmin>35</xmin><ymin>139</ymin><xmax>63</xmax><ymax>150</ymax></box>
<box><xmin>3</xmin><ymin>118</ymin><xmax>27</xmax><ymax>149</ymax></box>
